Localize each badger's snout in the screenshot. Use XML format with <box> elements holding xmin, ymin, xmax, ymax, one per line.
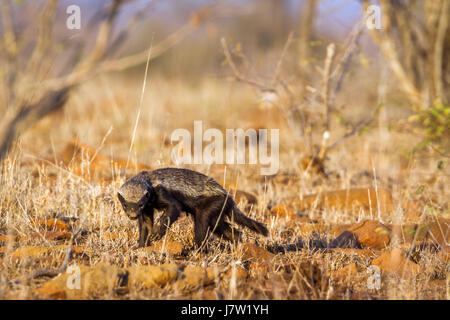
<box><xmin>125</xmin><ymin>210</ymin><xmax>140</xmax><ymax>220</ymax></box>
<box><xmin>118</xmin><ymin>192</ymin><xmax>146</xmax><ymax>220</ymax></box>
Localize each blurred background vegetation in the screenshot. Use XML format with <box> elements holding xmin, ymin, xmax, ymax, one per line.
<box><xmin>0</xmin><ymin>0</ymin><xmax>448</xmax><ymax>165</ymax></box>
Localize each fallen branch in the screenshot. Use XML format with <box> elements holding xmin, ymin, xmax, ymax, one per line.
<box><xmin>10</xmin><ymin>224</ymin><xmax>84</xmax><ymax>285</ymax></box>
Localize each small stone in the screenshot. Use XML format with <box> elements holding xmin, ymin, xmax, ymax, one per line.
<box><xmin>238</xmin><ymin>243</ymin><xmax>275</xmax><ymax>263</ymax></box>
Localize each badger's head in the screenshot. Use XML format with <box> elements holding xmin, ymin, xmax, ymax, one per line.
<box><xmin>117</xmin><ymin>177</ymin><xmax>152</xmax><ymax>220</ymax></box>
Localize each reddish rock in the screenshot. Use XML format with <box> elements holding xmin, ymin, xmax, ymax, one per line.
<box><xmin>371</xmin><ymin>248</ymin><xmax>421</xmax><ymax>277</ymax></box>
<box><xmin>426</xmin><ymin>217</ymin><xmax>449</xmax><ymax>250</ymax></box>
<box><xmin>34</xmin><ymin>263</ymin><xmax>124</xmax><ymax>299</ymax></box>
<box><xmin>36</xmin><ymin>263</ymin><xmax>178</xmax><ymax>299</ymax></box>
<box><xmin>238</xmin><ymin>243</ymin><xmax>275</xmax><ymax>263</ymax></box>
<box><xmin>137</xmin><ymin>240</ymin><xmax>184</xmax><ymax>256</ymax></box>
<box><xmin>37</xmin><ymin>219</ymin><xmax>71</xmax><ymax>232</ymax></box>
<box><xmin>31</xmin><ymin>231</ymin><xmax>72</xmax><ymax>242</ymax></box>
<box><xmin>349</xmin><ymin>220</ymin><xmax>391</xmax><ymax>249</ymax></box>
<box><xmin>127</xmin><ymin>264</ymin><xmax>179</xmax><ymax>289</ymax></box>
<box><xmin>270</xmin><ymin>205</ymin><xmax>297</xmax><ymax>220</ymax></box>
<box><xmin>237</xmin><ymin>243</ymin><xmax>276</xmax><ymax>275</ymax></box>
<box><xmin>294</xmin><ymin>187</ymin><xmax>393</xmax><ymax>213</ymax></box>
<box><xmin>70</xmin><ymin>245</ymin><xmax>85</xmax><ymax>256</ymax></box>
<box><xmin>330</xmin><ymin>263</ymin><xmax>359</xmax><ymax>282</ymax></box>
<box><xmin>174</xmin><ymin>265</ymin><xmax>216</xmax><ymax>292</ymax></box>
<box><xmin>34</xmin><ymin>282</ymin><xmax>67</xmax><ymax>300</ymax></box>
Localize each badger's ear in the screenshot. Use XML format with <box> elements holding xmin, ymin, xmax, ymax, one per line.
<box><xmin>117</xmin><ymin>192</ymin><xmax>126</xmax><ymax>204</ymax></box>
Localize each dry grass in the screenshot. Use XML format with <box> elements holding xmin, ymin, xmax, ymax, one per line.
<box><xmin>0</xmin><ymin>75</ymin><xmax>448</xmax><ymax>300</ymax></box>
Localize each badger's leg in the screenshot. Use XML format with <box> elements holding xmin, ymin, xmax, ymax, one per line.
<box><xmin>210</xmin><ymin>200</ymin><xmax>242</xmax><ymax>244</ymax></box>
<box><xmin>193</xmin><ymin>206</ymin><xmax>217</xmax><ymax>249</ymax></box>
<box><xmin>194</xmin><ymin>219</ymin><xmax>211</xmax><ymax>249</ymax></box>
<box><xmin>194</xmin><ymin>199</ymin><xmax>233</xmax><ymax>249</ymax></box>
<box><xmin>152</xmin><ymin>203</ymin><xmax>181</xmax><ymax>241</ymax></box>
<box><xmin>138</xmin><ymin>206</ymin><xmax>154</xmax><ymax>247</ymax></box>
<box><xmin>218</xmin><ymin>221</ymin><xmax>242</xmax><ymax>244</ymax></box>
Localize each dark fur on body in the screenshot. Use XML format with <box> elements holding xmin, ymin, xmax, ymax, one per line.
<box><xmin>117</xmin><ymin>168</ymin><xmax>268</xmax><ymax>248</ymax></box>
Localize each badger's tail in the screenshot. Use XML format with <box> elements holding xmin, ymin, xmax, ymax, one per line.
<box><xmin>230</xmin><ymin>205</ymin><xmax>268</xmax><ymax>236</ymax></box>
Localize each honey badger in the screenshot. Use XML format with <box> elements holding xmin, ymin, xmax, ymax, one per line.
<box><xmin>117</xmin><ymin>168</ymin><xmax>268</xmax><ymax>248</ymax></box>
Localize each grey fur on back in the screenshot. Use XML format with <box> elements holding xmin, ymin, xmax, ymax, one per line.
<box><xmin>119</xmin><ymin>168</ymin><xmax>227</xmax><ymax>203</ymax></box>
<box><xmin>147</xmin><ymin>168</ymin><xmax>227</xmax><ymax>198</ymax></box>
<box><xmin>117</xmin><ymin>167</ymin><xmax>268</xmax><ymax>248</ymax></box>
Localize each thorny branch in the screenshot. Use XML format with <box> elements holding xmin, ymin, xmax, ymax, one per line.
<box><xmin>221</xmin><ymin>19</ymin><xmax>368</xmax><ymax>167</ymax></box>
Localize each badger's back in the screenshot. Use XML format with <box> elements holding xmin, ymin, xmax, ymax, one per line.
<box><xmin>148</xmin><ymin>168</ymin><xmax>227</xmax><ymax>199</ymax></box>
